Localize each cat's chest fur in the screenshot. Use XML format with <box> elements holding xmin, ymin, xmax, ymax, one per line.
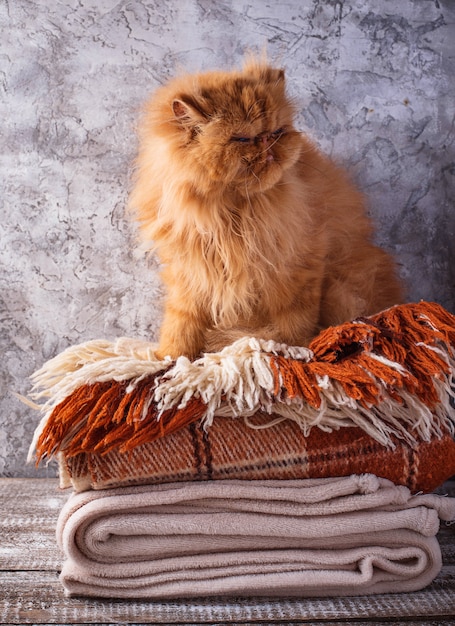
<box><xmin>160</xmin><ymin>177</ymin><xmax>318</xmax><ymax>327</ymax></box>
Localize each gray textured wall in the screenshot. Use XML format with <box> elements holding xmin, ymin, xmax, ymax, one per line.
<box><xmin>1</xmin><ymin>0</ymin><xmax>454</xmax><ymax>477</ymax></box>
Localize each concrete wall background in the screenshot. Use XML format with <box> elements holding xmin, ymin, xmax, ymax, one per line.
<box><xmin>1</xmin><ymin>0</ymin><xmax>454</xmax><ymax>477</ymax></box>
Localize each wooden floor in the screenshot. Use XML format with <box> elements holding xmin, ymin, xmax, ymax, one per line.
<box><xmin>1</xmin><ymin>478</ymin><xmax>454</xmax><ymax>625</ymax></box>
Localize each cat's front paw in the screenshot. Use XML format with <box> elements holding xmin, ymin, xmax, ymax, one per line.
<box><xmin>155</xmin><ymin>340</ymin><xmax>202</xmax><ymax>361</ymax></box>
<box><xmin>153</xmin><ymin>347</ymin><xmax>173</xmax><ymax>361</ymax></box>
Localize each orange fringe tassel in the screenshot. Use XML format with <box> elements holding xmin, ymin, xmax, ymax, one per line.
<box><xmin>33</xmin><ymin>301</ymin><xmax>455</xmax><ymax>463</ymax></box>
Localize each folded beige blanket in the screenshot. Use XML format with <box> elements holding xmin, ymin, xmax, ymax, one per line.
<box><xmin>57</xmin><ymin>474</ymin><xmax>455</xmax><ymax>599</ymax></box>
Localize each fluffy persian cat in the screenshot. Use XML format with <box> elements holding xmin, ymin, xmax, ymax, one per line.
<box><xmin>129</xmin><ymin>59</ymin><xmax>403</xmax><ymax>360</ymax></box>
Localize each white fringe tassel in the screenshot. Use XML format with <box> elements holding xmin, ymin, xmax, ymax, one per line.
<box><xmin>27</xmin><ymin>334</ymin><xmax>455</xmax><ymax>461</ymax></box>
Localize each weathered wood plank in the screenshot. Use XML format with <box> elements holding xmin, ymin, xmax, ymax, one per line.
<box><xmin>1</xmin><ymin>570</ymin><xmax>455</xmax><ymax>624</ymax></box>
<box><xmin>0</xmin><ymin>477</ymin><xmax>67</xmax><ymax>516</ymax></box>
<box><xmin>0</xmin><ymin>478</ymin><xmax>66</xmax><ymax>570</ymax></box>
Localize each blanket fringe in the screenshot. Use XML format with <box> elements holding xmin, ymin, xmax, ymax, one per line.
<box><xmin>28</xmin><ymin>301</ymin><xmax>455</xmax><ymax>463</ymax></box>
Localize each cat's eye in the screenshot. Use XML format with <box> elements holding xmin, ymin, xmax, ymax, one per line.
<box><xmin>231</xmin><ymin>128</ymin><xmax>286</xmax><ymax>145</ymax></box>
<box><xmin>232</xmin><ymin>136</ymin><xmax>252</xmax><ymax>143</ymax></box>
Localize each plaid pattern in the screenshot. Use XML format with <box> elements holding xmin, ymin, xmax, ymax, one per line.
<box><xmin>60</xmin><ymin>412</ymin><xmax>455</xmax><ymax>493</ymax></box>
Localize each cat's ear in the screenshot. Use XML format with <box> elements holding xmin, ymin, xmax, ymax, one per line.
<box><xmin>172</xmin><ymin>97</ymin><xmax>207</xmax><ymax>126</ymax></box>
<box><xmin>271</xmin><ymin>68</ymin><xmax>285</xmax><ymax>83</ymax></box>
<box><xmin>261</xmin><ymin>67</ymin><xmax>285</xmax><ymax>86</ymax></box>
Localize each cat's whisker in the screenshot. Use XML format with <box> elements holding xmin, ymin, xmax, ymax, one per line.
<box><xmin>298</xmin><ymin>158</ymin><xmax>327</xmax><ymax>177</ymax></box>
<box><xmin>243</xmin><ymin>177</ymin><xmax>254</xmax><ymax>211</ymax></box>
<box><xmin>249</xmin><ymin>167</ymin><xmax>261</xmax><ymax>183</ymax></box>
<box><xmin>256</xmin><ymin>134</ymin><xmax>282</xmax><ymax>157</ymax></box>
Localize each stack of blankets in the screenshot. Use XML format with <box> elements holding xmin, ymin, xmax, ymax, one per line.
<box><xmin>29</xmin><ymin>301</ymin><xmax>455</xmax><ymax>599</ymax></box>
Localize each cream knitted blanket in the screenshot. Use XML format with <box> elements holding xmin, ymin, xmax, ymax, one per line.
<box><xmin>57</xmin><ymin>474</ymin><xmax>455</xmax><ymax>599</ymax></box>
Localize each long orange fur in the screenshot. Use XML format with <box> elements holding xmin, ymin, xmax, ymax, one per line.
<box><xmin>129</xmin><ymin>58</ymin><xmax>403</xmax><ymax>359</ymax></box>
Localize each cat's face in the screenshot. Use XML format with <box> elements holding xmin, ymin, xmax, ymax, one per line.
<box><xmin>165</xmin><ymin>65</ymin><xmax>302</xmax><ymax>195</ymax></box>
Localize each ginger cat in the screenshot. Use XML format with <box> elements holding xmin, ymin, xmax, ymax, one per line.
<box><xmin>129</xmin><ymin>59</ymin><xmax>403</xmax><ymax>360</ymax></box>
